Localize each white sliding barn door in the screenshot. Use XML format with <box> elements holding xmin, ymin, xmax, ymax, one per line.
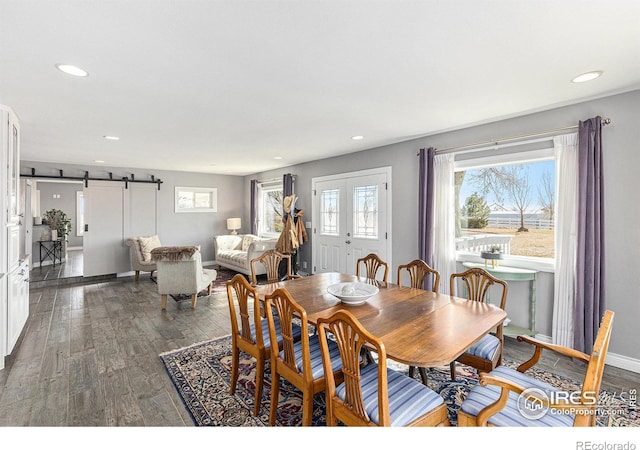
<box><xmin>83</xmin><ymin>181</ymin><xmax>129</xmax><ymax>277</ymax></box>
<box><xmin>312</xmin><ymin>167</ymin><xmax>391</xmax><ymax>275</ymax></box>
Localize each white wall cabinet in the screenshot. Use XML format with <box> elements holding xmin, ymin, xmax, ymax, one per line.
<box><xmin>2</xmin><ymin>104</ymin><xmax>28</xmax><ymax>369</ymax></box>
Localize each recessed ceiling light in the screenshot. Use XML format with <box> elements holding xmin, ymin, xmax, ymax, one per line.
<box><xmin>55</xmin><ymin>64</ymin><xmax>89</xmax><ymax>77</ymax></box>
<box><xmin>571</xmin><ymin>71</ymin><xmax>603</xmax><ymax>83</ymax></box>
<box><xmin>351</xmin><ymin>135</ymin><xmax>364</xmax><ymax>140</ymax></box>
<box><xmin>274</xmin><ymin>156</ymin><xmax>283</xmax><ymax>160</ymax></box>
<box><xmin>103</xmin><ymin>135</ymin><xmax>120</xmax><ymax>140</ymax></box>
<box><xmin>94</xmin><ymin>160</ymin><xmax>105</xmax><ymax>163</ymax></box>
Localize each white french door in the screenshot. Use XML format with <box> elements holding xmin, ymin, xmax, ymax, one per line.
<box><xmin>312</xmin><ymin>167</ymin><xmax>391</xmax><ymax>275</ymax></box>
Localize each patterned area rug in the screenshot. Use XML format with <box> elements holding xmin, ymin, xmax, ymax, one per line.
<box><xmin>159</xmin><ymin>335</ymin><xmax>637</xmax><ymax>427</ymax></box>
<box><xmin>168</xmin><ymin>268</ymin><xmax>240</xmax><ymax>301</ymax></box>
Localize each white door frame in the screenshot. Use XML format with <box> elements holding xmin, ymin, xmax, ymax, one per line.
<box><xmin>311</xmin><ymin>166</ymin><xmax>392</xmax><ymax>275</ymax></box>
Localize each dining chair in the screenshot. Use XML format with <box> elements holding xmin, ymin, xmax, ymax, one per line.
<box><xmin>458</xmin><ymin>310</ymin><xmax>614</xmax><ymax>427</ymax></box>
<box><xmin>397</xmin><ymin>259</ymin><xmax>441</xmax><ymax>385</ymax></box>
<box><xmin>356</xmin><ymin>253</ymin><xmax>389</xmax><ymax>283</ymax></box>
<box><xmin>317</xmin><ymin>309</ymin><xmax>450</xmax><ymax>427</ymax></box>
<box><xmin>250</xmin><ymin>249</ymin><xmax>302</xmax><ymax>286</ymax></box>
<box><xmin>264</xmin><ymin>287</ymin><xmax>344</xmax><ymax>426</ymax></box>
<box><xmin>449</xmin><ymin>267</ymin><xmax>508</xmax><ymax>380</ymax></box>
<box><xmin>226</xmin><ymin>274</ymin><xmax>302</xmax><ymax>416</ymax></box>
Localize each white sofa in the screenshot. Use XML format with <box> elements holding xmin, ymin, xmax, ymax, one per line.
<box><xmin>213</xmin><ymin>234</ymin><xmax>277</xmax><ymax>276</ymax></box>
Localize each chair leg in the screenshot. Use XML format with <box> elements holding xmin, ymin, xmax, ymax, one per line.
<box><xmin>302</xmin><ymin>391</ymin><xmax>314</xmax><ymax>426</ymax></box>
<box><xmin>135</xmin><ymin>270</ymin><xmax>140</xmax><ymax>282</ymax></box>
<box><xmin>161</xmin><ymin>294</ymin><xmax>167</xmax><ymax>310</ymax></box>
<box><xmin>269</xmin><ymin>371</ymin><xmax>281</xmax><ymax>426</ymax></box>
<box><xmin>230</xmin><ymin>344</ymin><xmax>239</xmax><ymax>395</ymax></box>
<box><xmin>208</xmin><ymin>282</ymin><xmax>213</xmax><ymax>295</ymax></box>
<box><xmin>254</xmin><ymin>354</ymin><xmax>265</xmax><ymax>417</ymax></box>
<box><xmin>191</xmin><ymin>293</ymin><xmax>198</xmax><ymax>309</ymax></box>
<box><xmin>450</xmin><ymin>361</ymin><xmax>457</xmax><ymax>380</ymax></box>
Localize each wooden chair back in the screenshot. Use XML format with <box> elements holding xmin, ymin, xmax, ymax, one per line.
<box><xmin>317</xmin><ymin>309</ymin><xmax>390</xmax><ymax>426</ymax></box>
<box><xmin>264</xmin><ymin>287</ymin><xmax>320</xmax><ymax>426</ymax></box>
<box><xmin>573</xmin><ymin>310</ymin><xmax>614</xmax><ymax>426</ymax></box>
<box><xmin>356</xmin><ymin>253</ymin><xmax>389</xmax><ymax>282</ymax></box>
<box><xmin>225</xmin><ymin>273</ymin><xmax>268</xmax><ymax>416</ymax></box>
<box><xmin>250</xmin><ymin>250</ymin><xmax>293</xmax><ymax>285</ymax></box>
<box><xmin>450</xmin><ymin>267</ymin><xmax>508</xmax><ymax>311</ymax></box>
<box><xmin>397</xmin><ymin>259</ymin><xmax>440</xmax><ymax>292</ymax></box>
<box><xmin>226</xmin><ymin>273</ymin><xmax>263</xmax><ymax>348</ymax></box>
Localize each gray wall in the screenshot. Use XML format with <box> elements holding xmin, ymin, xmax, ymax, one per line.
<box><xmin>244</xmin><ymin>89</ymin><xmax>640</xmax><ymax>363</ymax></box>
<box><xmin>21</xmin><ymin>162</ymin><xmax>245</xmax><ymax>263</ymax></box>
<box><xmin>37</xmin><ymin>181</ymin><xmax>84</xmax><ymax>247</ymax></box>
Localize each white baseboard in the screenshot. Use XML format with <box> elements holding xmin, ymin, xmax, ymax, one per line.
<box><xmin>67</xmin><ymin>246</ymin><xmax>82</xmax><ymax>251</ymax></box>
<box><xmin>526</xmin><ymin>333</ymin><xmax>640</xmax><ymax>374</ymax></box>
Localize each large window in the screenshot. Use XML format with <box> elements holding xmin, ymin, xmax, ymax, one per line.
<box><xmin>454</xmin><ymin>148</ymin><xmax>555</xmax><ymax>268</ymax></box>
<box><xmin>258</xmin><ymin>180</ymin><xmax>284</xmax><ymax>237</ymax></box>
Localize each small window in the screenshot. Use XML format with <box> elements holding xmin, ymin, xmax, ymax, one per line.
<box><xmin>455</xmin><ymin>149</ymin><xmax>555</xmax><ymax>265</ymax></box>
<box><xmin>175</xmin><ymin>187</ymin><xmax>217</xmax><ymax>213</ymax></box>
<box><xmin>258</xmin><ymin>181</ymin><xmax>284</xmax><ymax>236</ymax></box>
<box><xmin>353</xmin><ymin>184</ymin><xmax>378</xmax><ymax>239</ymax></box>
<box><xmin>76</xmin><ymin>191</ymin><xmax>85</xmax><ymax>236</ymax></box>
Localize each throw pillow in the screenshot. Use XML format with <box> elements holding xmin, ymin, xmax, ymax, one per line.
<box><xmin>139</xmin><ymin>235</ymin><xmax>162</xmax><ymax>262</ymax></box>
<box><xmin>241</xmin><ymin>235</ymin><xmax>255</xmax><ymax>252</ymax></box>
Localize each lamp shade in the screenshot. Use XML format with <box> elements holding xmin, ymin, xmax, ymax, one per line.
<box><xmin>227</xmin><ymin>217</ymin><xmax>241</xmax><ymax>232</ymax></box>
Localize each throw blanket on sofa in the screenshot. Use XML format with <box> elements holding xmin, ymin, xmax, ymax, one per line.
<box><xmin>151</xmin><ymin>246</ymin><xmax>199</xmax><ymax>262</ymax></box>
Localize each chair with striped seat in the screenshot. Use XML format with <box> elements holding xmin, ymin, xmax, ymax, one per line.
<box><xmin>317</xmin><ymin>309</ymin><xmax>450</xmax><ymax>427</ymax></box>
<box><xmin>449</xmin><ymin>267</ymin><xmax>508</xmax><ymax>380</ymax></box>
<box><xmin>264</xmin><ymin>288</ymin><xmax>345</xmax><ymax>426</ymax></box>
<box><xmin>397</xmin><ymin>259</ymin><xmax>441</xmax><ymax>385</ymax></box>
<box><xmin>226</xmin><ymin>274</ymin><xmax>302</xmax><ymax>416</ymax></box>
<box><xmin>458</xmin><ymin>310</ymin><xmax>614</xmax><ymax>427</ymax></box>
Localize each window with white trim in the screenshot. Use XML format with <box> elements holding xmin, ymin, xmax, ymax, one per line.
<box><xmin>454</xmin><ymin>148</ymin><xmax>555</xmax><ymax>269</ymax></box>
<box><xmin>257</xmin><ymin>180</ymin><xmax>284</xmax><ymax>237</ymax></box>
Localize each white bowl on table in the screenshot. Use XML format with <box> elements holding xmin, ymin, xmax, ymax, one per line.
<box><xmin>327</xmin><ymin>282</ymin><xmax>379</xmax><ymax>305</ymax></box>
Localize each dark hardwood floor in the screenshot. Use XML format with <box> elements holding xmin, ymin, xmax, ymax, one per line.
<box><xmin>0</xmin><ymin>273</ymin><xmax>637</xmax><ymax>426</ymax></box>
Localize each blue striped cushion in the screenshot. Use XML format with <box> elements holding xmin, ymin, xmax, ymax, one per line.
<box><xmin>281</xmin><ymin>335</ymin><xmax>343</xmax><ymax>380</ymax></box>
<box><xmin>465</xmin><ymin>334</ymin><xmax>501</xmax><ymax>360</ymax></box>
<box><xmin>336</xmin><ymin>363</ymin><xmax>445</xmax><ymax>426</ymax></box>
<box><xmin>460</xmin><ymin>365</ymin><xmax>575</xmax><ymax>426</ymax></box>
<box><xmin>249</xmin><ymin>317</ymin><xmax>302</xmax><ymax>349</ymax></box>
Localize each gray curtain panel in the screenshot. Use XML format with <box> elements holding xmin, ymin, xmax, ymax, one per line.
<box><xmin>418</xmin><ymin>148</ymin><xmax>436</xmax><ymax>287</ymax></box>
<box><xmin>250</xmin><ymin>179</ymin><xmax>258</xmax><ymax>235</ymax></box>
<box><xmin>575</xmin><ymin>116</ymin><xmax>606</xmax><ymax>354</ymax></box>
<box><xmin>283</xmin><ymin>173</ymin><xmax>293</xmax><ymax>198</ymax></box>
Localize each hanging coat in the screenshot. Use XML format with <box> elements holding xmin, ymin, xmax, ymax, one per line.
<box><xmin>276</xmin><ymin>213</ymin><xmax>298</xmax><ymax>254</ymax></box>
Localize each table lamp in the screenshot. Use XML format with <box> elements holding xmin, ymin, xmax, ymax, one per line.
<box><xmin>227</xmin><ymin>217</ymin><xmax>241</xmax><ymax>235</ymax></box>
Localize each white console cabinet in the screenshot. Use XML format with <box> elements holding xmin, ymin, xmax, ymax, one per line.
<box><xmin>2</xmin><ymin>104</ymin><xmax>28</xmax><ymax>369</ymax></box>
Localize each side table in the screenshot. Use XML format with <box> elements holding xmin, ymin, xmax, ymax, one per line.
<box><xmin>39</xmin><ymin>239</ymin><xmax>65</xmax><ymax>266</ymax></box>
<box><xmin>462</xmin><ymin>262</ymin><xmax>538</xmax><ymax>337</ymax></box>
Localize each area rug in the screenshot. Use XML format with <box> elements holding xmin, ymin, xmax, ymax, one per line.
<box><xmin>168</xmin><ymin>268</ymin><xmax>241</xmax><ymax>301</ymax></box>
<box><xmin>159</xmin><ymin>335</ymin><xmax>637</xmax><ymax>427</ymax></box>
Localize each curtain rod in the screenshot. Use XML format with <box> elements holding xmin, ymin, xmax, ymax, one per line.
<box><xmin>417</xmin><ymin>118</ymin><xmax>612</xmax><ymax>156</ymax></box>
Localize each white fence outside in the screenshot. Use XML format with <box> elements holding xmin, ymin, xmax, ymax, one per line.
<box><xmin>455</xmin><ymin>234</ymin><xmax>513</xmax><ymax>254</ymax></box>
<box><xmin>487</xmin><ymin>217</ymin><xmax>554</xmax><ymax>230</ymax></box>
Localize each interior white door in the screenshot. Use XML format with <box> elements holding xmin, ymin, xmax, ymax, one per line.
<box><xmin>313</xmin><ymin>168</ymin><xmax>390</xmax><ymax>275</ymax></box>
<box><xmin>83</xmin><ymin>181</ymin><xmax>129</xmax><ymax>277</ymax></box>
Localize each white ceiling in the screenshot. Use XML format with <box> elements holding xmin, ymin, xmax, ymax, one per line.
<box><xmin>2</xmin><ymin>1</ymin><xmax>639</xmax><ymax>176</ymax></box>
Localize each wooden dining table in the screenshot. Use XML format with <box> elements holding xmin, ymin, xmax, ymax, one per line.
<box><xmin>254</xmin><ymin>272</ymin><xmax>507</xmax><ymax>369</ymax></box>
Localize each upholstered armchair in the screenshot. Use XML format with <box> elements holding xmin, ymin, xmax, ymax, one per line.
<box><xmin>125</xmin><ymin>235</ymin><xmax>161</xmax><ymax>281</ymax></box>
<box><xmin>151</xmin><ymin>246</ymin><xmax>217</xmax><ymax>310</ymax></box>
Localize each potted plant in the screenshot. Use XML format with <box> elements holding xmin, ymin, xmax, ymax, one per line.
<box><xmin>42</xmin><ymin>208</ymin><xmax>72</xmax><ymax>240</ymax></box>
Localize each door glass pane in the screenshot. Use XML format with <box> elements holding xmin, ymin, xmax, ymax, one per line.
<box><xmin>353</xmin><ymin>185</ymin><xmax>378</xmax><ymax>238</ymax></box>
<box><xmin>320</xmin><ymin>189</ymin><xmax>339</xmax><ymax>235</ymax></box>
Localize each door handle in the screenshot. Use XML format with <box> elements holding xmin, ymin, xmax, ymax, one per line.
<box><xmin>345</xmin><ymin>240</ymin><xmax>351</xmax><ymax>245</ymax></box>
<box><xmin>84</xmin><ymin>224</ymin><xmax>89</xmax><ymax>232</ymax></box>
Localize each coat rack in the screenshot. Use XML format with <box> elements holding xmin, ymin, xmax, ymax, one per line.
<box><xmin>21</xmin><ymin>168</ymin><xmax>163</xmax><ymax>190</ymax></box>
